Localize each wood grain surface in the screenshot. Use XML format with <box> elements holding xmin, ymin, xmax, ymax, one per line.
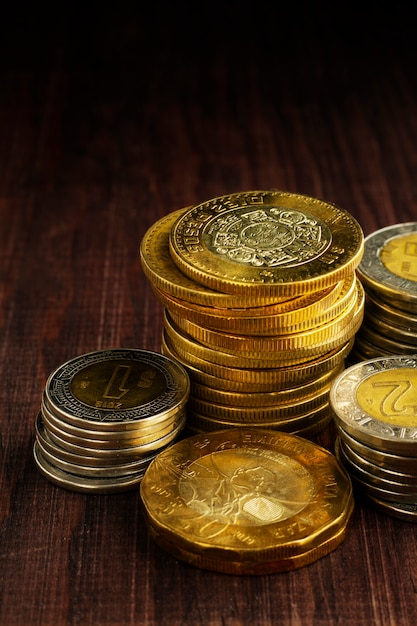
<box><xmin>1</xmin><ymin>3</ymin><xmax>417</xmax><ymax>625</ymax></box>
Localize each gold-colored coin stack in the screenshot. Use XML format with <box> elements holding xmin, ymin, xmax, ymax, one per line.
<box><xmin>140</xmin><ymin>191</ymin><xmax>365</xmax><ymax>437</ymax></box>
<box><xmin>352</xmin><ymin>223</ymin><xmax>417</xmax><ymax>360</ymax></box>
<box><xmin>33</xmin><ymin>348</ymin><xmax>190</xmax><ymax>493</ymax></box>
<box><xmin>330</xmin><ymin>355</ymin><xmax>417</xmax><ymax>522</ymax></box>
<box><xmin>140</xmin><ymin>428</ymin><xmax>355</xmax><ymax>574</ymax></box>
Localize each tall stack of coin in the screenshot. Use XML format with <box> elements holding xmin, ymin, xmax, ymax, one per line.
<box><xmin>330</xmin><ymin>355</ymin><xmax>417</xmax><ymax>522</ymax></box>
<box><xmin>140</xmin><ymin>428</ymin><xmax>355</xmax><ymax>574</ymax></box>
<box><xmin>33</xmin><ymin>348</ymin><xmax>190</xmax><ymax>493</ymax></box>
<box><xmin>140</xmin><ymin>190</ymin><xmax>365</xmax><ymax>437</ymax></box>
<box><xmin>352</xmin><ymin>222</ymin><xmax>417</xmax><ymax>361</ymax></box>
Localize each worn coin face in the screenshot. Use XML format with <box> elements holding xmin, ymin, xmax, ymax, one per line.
<box><xmin>330</xmin><ymin>355</ymin><xmax>417</xmax><ymax>455</ymax></box>
<box><xmin>44</xmin><ymin>349</ymin><xmax>190</xmax><ymax>430</ymax></box>
<box><xmin>357</xmin><ymin>222</ymin><xmax>417</xmax><ymax>310</ymax></box>
<box><xmin>169</xmin><ymin>191</ymin><xmax>364</xmax><ymax>297</ymax></box>
<box><xmin>140</xmin><ymin>428</ymin><xmax>353</xmax><ymax>573</ymax></box>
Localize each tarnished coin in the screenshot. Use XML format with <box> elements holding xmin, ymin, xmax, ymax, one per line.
<box><xmin>366</xmin><ymin>496</ymin><xmax>417</xmax><ymax>522</ymax></box>
<box><xmin>330</xmin><ymin>355</ymin><xmax>417</xmax><ymax>456</ymax></box>
<box><xmin>140</xmin><ymin>428</ymin><xmax>354</xmax><ymax>575</ymax></box>
<box><xmin>169</xmin><ymin>190</ymin><xmax>364</xmax><ymax>298</ymax></box>
<box><xmin>44</xmin><ymin>348</ymin><xmax>190</xmax><ymax>431</ymax></box>
<box><xmin>357</xmin><ymin>222</ymin><xmax>417</xmax><ymax>311</ymax></box>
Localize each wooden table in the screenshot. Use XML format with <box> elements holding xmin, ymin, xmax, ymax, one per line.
<box><xmin>1</xmin><ymin>4</ymin><xmax>417</xmax><ymax>625</ymax></box>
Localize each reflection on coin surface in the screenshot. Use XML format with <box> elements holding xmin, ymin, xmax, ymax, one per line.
<box><xmin>330</xmin><ymin>355</ymin><xmax>417</xmax><ymax>455</ymax></box>
<box><xmin>169</xmin><ymin>191</ymin><xmax>364</xmax><ymax>297</ymax></box>
<box><xmin>140</xmin><ymin>428</ymin><xmax>354</xmax><ymax>574</ymax></box>
<box><xmin>357</xmin><ymin>222</ymin><xmax>417</xmax><ymax>310</ymax></box>
<box><xmin>44</xmin><ymin>348</ymin><xmax>190</xmax><ymax>430</ymax></box>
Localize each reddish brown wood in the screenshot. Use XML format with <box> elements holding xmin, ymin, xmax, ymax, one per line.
<box><xmin>1</xmin><ymin>4</ymin><xmax>417</xmax><ymax>625</ymax></box>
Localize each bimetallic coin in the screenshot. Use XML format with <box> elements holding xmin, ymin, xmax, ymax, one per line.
<box><xmin>140</xmin><ymin>208</ymin><xmax>284</xmax><ymax>307</ymax></box>
<box><xmin>366</xmin><ymin>496</ymin><xmax>417</xmax><ymax>522</ymax></box>
<box><xmin>169</xmin><ymin>190</ymin><xmax>364</xmax><ymax>298</ymax></box>
<box><xmin>140</xmin><ymin>428</ymin><xmax>354</xmax><ymax>574</ymax></box>
<box><xmin>44</xmin><ymin>348</ymin><xmax>190</xmax><ymax>431</ymax></box>
<box><xmin>330</xmin><ymin>355</ymin><xmax>417</xmax><ymax>456</ymax></box>
<box><xmin>357</xmin><ymin>222</ymin><xmax>417</xmax><ymax>311</ymax></box>
<box><xmin>33</xmin><ymin>441</ymin><xmax>145</xmax><ymax>493</ymax></box>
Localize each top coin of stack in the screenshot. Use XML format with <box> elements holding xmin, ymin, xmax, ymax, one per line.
<box><xmin>140</xmin><ymin>190</ymin><xmax>365</xmax><ymax>437</ymax></box>
<box><xmin>33</xmin><ymin>348</ymin><xmax>190</xmax><ymax>493</ymax></box>
<box><xmin>353</xmin><ymin>222</ymin><xmax>417</xmax><ymax>360</ymax></box>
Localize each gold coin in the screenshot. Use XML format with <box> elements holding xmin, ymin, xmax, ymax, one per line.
<box><xmin>140</xmin><ymin>428</ymin><xmax>354</xmax><ymax>574</ymax></box>
<box><xmin>154</xmin><ymin>275</ymin><xmax>356</xmax><ymax>336</ymax></box>
<box><xmin>167</xmin><ymin>280</ymin><xmax>364</xmax><ymax>359</ymax></box>
<box><xmin>140</xmin><ymin>208</ymin><xmax>284</xmax><ymax>307</ymax></box>
<box><xmin>357</xmin><ymin>222</ymin><xmax>417</xmax><ymax>311</ymax></box>
<box><xmin>330</xmin><ymin>355</ymin><xmax>417</xmax><ymax>456</ymax></box>
<box><xmin>142</xmin><ymin>513</ymin><xmax>351</xmax><ymax>574</ymax></box>
<box><xmin>169</xmin><ymin>190</ymin><xmax>364</xmax><ymax>297</ymax></box>
<box><xmin>187</xmin><ymin>387</ymin><xmax>331</xmax><ymax>422</ymax></box>
<box><xmin>44</xmin><ymin>348</ymin><xmax>190</xmax><ymax>431</ymax></box>
<box><xmin>162</xmin><ymin>327</ymin><xmax>355</xmax><ymax>390</ymax></box>
<box><xmin>185</xmin><ymin>402</ymin><xmax>332</xmax><ymax>433</ymax></box>
<box><xmin>191</xmin><ymin>362</ymin><xmax>344</xmax><ymax>407</ymax></box>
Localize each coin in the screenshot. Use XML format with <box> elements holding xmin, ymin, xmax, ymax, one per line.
<box><xmin>140</xmin><ymin>428</ymin><xmax>354</xmax><ymax>574</ymax></box>
<box><xmin>140</xmin><ymin>207</ymin><xmax>284</xmax><ymax>307</ymax></box>
<box><xmin>330</xmin><ymin>355</ymin><xmax>417</xmax><ymax>456</ymax></box>
<box><xmin>366</xmin><ymin>496</ymin><xmax>417</xmax><ymax>522</ymax></box>
<box><xmin>357</xmin><ymin>222</ymin><xmax>417</xmax><ymax>311</ymax></box>
<box><xmin>169</xmin><ymin>190</ymin><xmax>364</xmax><ymax>297</ymax></box>
<box><xmin>33</xmin><ymin>441</ymin><xmax>146</xmax><ymax>493</ymax></box>
<box><xmin>44</xmin><ymin>348</ymin><xmax>190</xmax><ymax>431</ymax></box>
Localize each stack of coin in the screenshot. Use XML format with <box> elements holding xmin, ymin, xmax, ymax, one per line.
<box><xmin>33</xmin><ymin>348</ymin><xmax>190</xmax><ymax>493</ymax></box>
<box><xmin>140</xmin><ymin>428</ymin><xmax>355</xmax><ymax>574</ymax></box>
<box><xmin>140</xmin><ymin>190</ymin><xmax>365</xmax><ymax>437</ymax></box>
<box><xmin>352</xmin><ymin>222</ymin><xmax>417</xmax><ymax>361</ymax></box>
<box><xmin>330</xmin><ymin>355</ymin><xmax>417</xmax><ymax>522</ymax></box>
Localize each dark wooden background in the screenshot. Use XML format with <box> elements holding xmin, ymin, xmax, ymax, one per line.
<box><xmin>1</xmin><ymin>2</ymin><xmax>417</xmax><ymax>625</ymax></box>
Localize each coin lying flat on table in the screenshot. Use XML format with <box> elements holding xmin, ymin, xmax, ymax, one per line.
<box><xmin>140</xmin><ymin>428</ymin><xmax>354</xmax><ymax>575</ymax></box>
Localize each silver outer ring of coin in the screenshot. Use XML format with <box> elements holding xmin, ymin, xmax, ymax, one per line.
<box><xmin>44</xmin><ymin>348</ymin><xmax>190</xmax><ymax>429</ymax></box>
<box><xmin>330</xmin><ymin>355</ymin><xmax>417</xmax><ymax>455</ymax></box>
<box><xmin>33</xmin><ymin>442</ymin><xmax>145</xmax><ymax>493</ymax></box>
<box><xmin>357</xmin><ymin>222</ymin><xmax>417</xmax><ymax>307</ymax></box>
<box><xmin>336</xmin><ymin>424</ymin><xmax>417</xmax><ymax>473</ymax></box>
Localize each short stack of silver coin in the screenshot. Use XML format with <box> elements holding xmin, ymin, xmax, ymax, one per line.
<box><xmin>33</xmin><ymin>348</ymin><xmax>190</xmax><ymax>493</ymax></box>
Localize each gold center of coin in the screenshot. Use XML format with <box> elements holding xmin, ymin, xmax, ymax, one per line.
<box><xmin>71</xmin><ymin>359</ymin><xmax>167</xmax><ymax>410</ymax></box>
<box><xmin>380</xmin><ymin>233</ymin><xmax>417</xmax><ymax>281</ymax></box>
<box><xmin>178</xmin><ymin>448</ymin><xmax>313</xmax><ymax>526</ymax></box>
<box><xmin>207</xmin><ymin>207</ymin><xmax>332</xmax><ymax>268</ymax></box>
<box><xmin>356</xmin><ymin>368</ymin><xmax>417</xmax><ymax>426</ymax></box>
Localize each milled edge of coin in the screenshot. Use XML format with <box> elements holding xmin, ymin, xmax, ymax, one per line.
<box><xmin>357</xmin><ymin>222</ymin><xmax>417</xmax><ymax>305</ymax></box>
<box><xmin>169</xmin><ymin>190</ymin><xmax>364</xmax><ymax>297</ymax></box>
<box><xmin>44</xmin><ymin>348</ymin><xmax>190</xmax><ymax>429</ymax></box>
<box><xmin>140</xmin><ymin>428</ymin><xmax>354</xmax><ymax>559</ymax></box>
<box><xmin>330</xmin><ymin>355</ymin><xmax>417</xmax><ymax>455</ymax></box>
<box><xmin>139</xmin><ymin>207</ymin><xmax>284</xmax><ymax>307</ymax></box>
